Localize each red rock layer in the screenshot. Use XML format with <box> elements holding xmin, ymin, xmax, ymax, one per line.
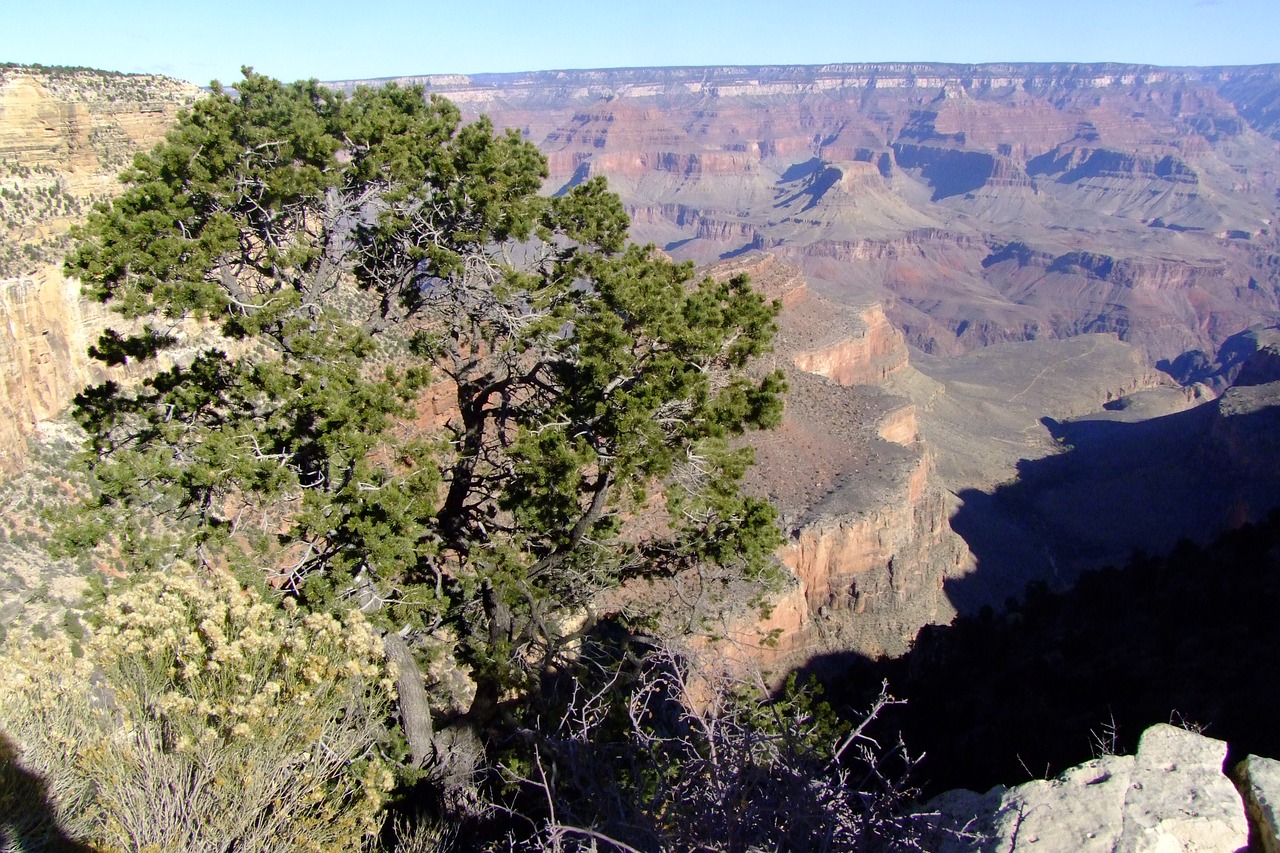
<box><xmin>352</xmin><ymin>64</ymin><xmax>1280</xmax><ymax>367</ymax></box>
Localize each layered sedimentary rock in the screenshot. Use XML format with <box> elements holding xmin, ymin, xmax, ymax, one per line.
<box><xmin>0</xmin><ymin>68</ymin><xmax>199</xmax><ymax>271</ymax></box>
<box><xmin>0</xmin><ymin>67</ymin><xmax>199</xmax><ymax>470</ymax></box>
<box><xmin>709</xmin><ymin>254</ymin><xmax>972</xmax><ymax>661</ymax></box>
<box><xmin>337</xmin><ymin>63</ymin><xmax>1280</xmax><ymax>368</ymax></box>
<box><xmin>0</xmin><ymin>270</ymin><xmax>113</xmax><ymax>471</ymax></box>
<box><xmin>6</xmin><ymin>60</ymin><xmax>1279</xmax><ymax>663</ymax></box>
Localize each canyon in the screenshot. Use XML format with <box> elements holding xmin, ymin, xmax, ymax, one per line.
<box><xmin>5</xmin><ymin>61</ymin><xmax>1280</xmax><ymax>847</ymax></box>
<box><xmin>0</xmin><ymin>66</ymin><xmax>200</xmax><ymax>470</ymax></box>
<box><xmin>5</xmin><ymin>62</ymin><xmax>1280</xmax><ymax>668</ymax></box>
<box><xmin>359</xmin><ymin>63</ymin><xmax>1280</xmax><ymax>368</ymax></box>
<box><xmin>380</xmin><ymin>62</ymin><xmax>1280</xmax><ymax>662</ymax></box>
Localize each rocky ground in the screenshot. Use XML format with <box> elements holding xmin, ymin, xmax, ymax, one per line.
<box><xmin>926</xmin><ymin>724</ymin><xmax>1255</xmax><ymax>852</ymax></box>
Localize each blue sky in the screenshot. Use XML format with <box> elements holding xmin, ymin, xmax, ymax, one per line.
<box><xmin>4</xmin><ymin>0</ymin><xmax>1278</xmax><ymax>85</ymax></box>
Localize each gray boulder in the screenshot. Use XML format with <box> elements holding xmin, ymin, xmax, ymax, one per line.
<box><xmin>923</xmin><ymin>724</ymin><xmax>1248</xmax><ymax>851</ymax></box>
<box><xmin>1237</xmin><ymin>752</ymin><xmax>1280</xmax><ymax>853</ymax></box>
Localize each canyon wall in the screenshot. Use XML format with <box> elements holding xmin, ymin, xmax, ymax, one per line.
<box><xmin>709</xmin><ymin>254</ymin><xmax>973</xmax><ymax>663</ymax></box>
<box><xmin>706</xmin><ymin>256</ymin><xmax>1190</xmax><ymax>661</ymax></box>
<box><xmin>341</xmin><ymin>63</ymin><xmax>1280</xmax><ymax>368</ymax></box>
<box><xmin>0</xmin><ymin>67</ymin><xmax>200</xmax><ymax>470</ymax></box>
<box><xmin>0</xmin><ymin>270</ymin><xmax>113</xmax><ymax>471</ymax></box>
<box><xmin>7</xmin><ymin>61</ymin><xmax>1280</xmax><ymax>663</ymax></box>
<box><xmin>0</xmin><ymin>67</ymin><xmax>973</xmax><ymax>664</ymax></box>
<box><xmin>0</xmin><ymin>68</ymin><xmax>200</xmax><ymax>274</ymax></box>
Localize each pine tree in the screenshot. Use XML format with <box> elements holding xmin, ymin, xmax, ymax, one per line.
<box><xmin>63</xmin><ymin>69</ymin><xmax>785</xmax><ymax>763</ymax></box>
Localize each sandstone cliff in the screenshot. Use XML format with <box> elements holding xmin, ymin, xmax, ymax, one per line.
<box><xmin>708</xmin><ymin>254</ymin><xmax>973</xmax><ymax>662</ymax></box>
<box><xmin>0</xmin><ymin>270</ymin><xmax>114</xmax><ymax>471</ymax></box>
<box><xmin>694</xmin><ymin>255</ymin><xmax>1216</xmax><ymax>663</ymax></box>
<box><xmin>0</xmin><ymin>67</ymin><xmax>200</xmax><ymax>275</ymax></box>
<box><xmin>0</xmin><ymin>66</ymin><xmax>199</xmax><ymax>470</ymax></box>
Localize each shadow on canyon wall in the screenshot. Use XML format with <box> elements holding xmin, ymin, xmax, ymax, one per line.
<box><xmin>801</xmin><ymin>509</ymin><xmax>1280</xmax><ymax>799</ymax></box>
<box><xmin>793</xmin><ymin>396</ymin><xmax>1280</xmax><ymax>798</ymax></box>
<box><xmin>945</xmin><ymin>402</ymin><xmax>1225</xmax><ymax>615</ymax></box>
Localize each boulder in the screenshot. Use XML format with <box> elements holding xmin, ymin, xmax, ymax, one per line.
<box><xmin>1238</xmin><ymin>753</ymin><xmax>1280</xmax><ymax>853</ymax></box>
<box><xmin>925</xmin><ymin>724</ymin><xmax>1248</xmax><ymax>851</ymax></box>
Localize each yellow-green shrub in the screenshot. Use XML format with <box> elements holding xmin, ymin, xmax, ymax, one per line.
<box><xmin>0</xmin><ymin>564</ymin><xmax>396</xmax><ymax>852</ymax></box>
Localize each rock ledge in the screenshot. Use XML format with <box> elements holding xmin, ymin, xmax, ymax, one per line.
<box><xmin>926</xmin><ymin>724</ymin><xmax>1248</xmax><ymax>852</ymax></box>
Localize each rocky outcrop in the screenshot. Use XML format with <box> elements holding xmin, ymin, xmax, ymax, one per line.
<box><xmin>1029</xmin><ymin>145</ymin><xmax>1199</xmax><ymax>185</ymax></box>
<box><xmin>1232</xmin><ymin>334</ymin><xmax>1280</xmax><ymax>387</ymax></box>
<box><xmin>768</xmin><ymin>443</ymin><xmax>967</xmax><ymax>660</ymax></box>
<box><xmin>0</xmin><ymin>67</ymin><xmax>198</xmax><ymax>471</ymax></box>
<box><xmin>793</xmin><ymin>229</ymin><xmax>980</xmax><ymax>265</ymax></box>
<box><xmin>0</xmin><ymin>70</ymin><xmax>192</xmax><ymax>169</ymax></box>
<box><xmin>1163</xmin><ymin>325</ymin><xmax>1280</xmax><ymax>391</ymax></box>
<box><xmin>926</xmin><ymin>724</ymin><xmax>1249</xmax><ymax>852</ymax></box>
<box><xmin>1237</xmin><ymin>754</ymin><xmax>1280</xmax><ymax>853</ymax></box>
<box><xmin>711</xmin><ymin>254</ymin><xmax>973</xmax><ymax>661</ymax></box>
<box><xmin>789</xmin><ymin>303</ymin><xmax>909</xmax><ymax>386</ymax></box>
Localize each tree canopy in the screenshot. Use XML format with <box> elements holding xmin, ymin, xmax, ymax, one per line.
<box><xmin>63</xmin><ymin>69</ymin><xmax>786</xmax><ymax>742</ymax></box>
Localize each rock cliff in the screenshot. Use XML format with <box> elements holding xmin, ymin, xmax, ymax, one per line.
<box><xmin>7</xmin><ymin>61</ymin><xmax>1280</xmax><ymax>664</ymax></box>
<box><xmin>339</xmin><ymin>63</ymin><xmax>1280</xmax><ymax>368</ymax></box>
<box><xmin>709</xmin><ymin>254</ymin><xmax>973</xmax><ymax>662</ymax></box>
<box><xmin>0</xmin><ymin>270</ymin><xmax>112</xmax><ymax>471</ymax></box>
<box><xmin>0</xmin><ymin>67</ymin><xmax>200</xmax><ymax>275</ymax></box>
<box><xmin>0</xmin><ymin>66</ymin><xmax>199</xmax><ymax>471</ymax></box>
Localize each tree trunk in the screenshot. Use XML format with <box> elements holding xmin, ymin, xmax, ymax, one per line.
<box><xmin>383</xmin><ymin>632</ymin><xmax>435</xmax><ymax>769</ymax></box>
